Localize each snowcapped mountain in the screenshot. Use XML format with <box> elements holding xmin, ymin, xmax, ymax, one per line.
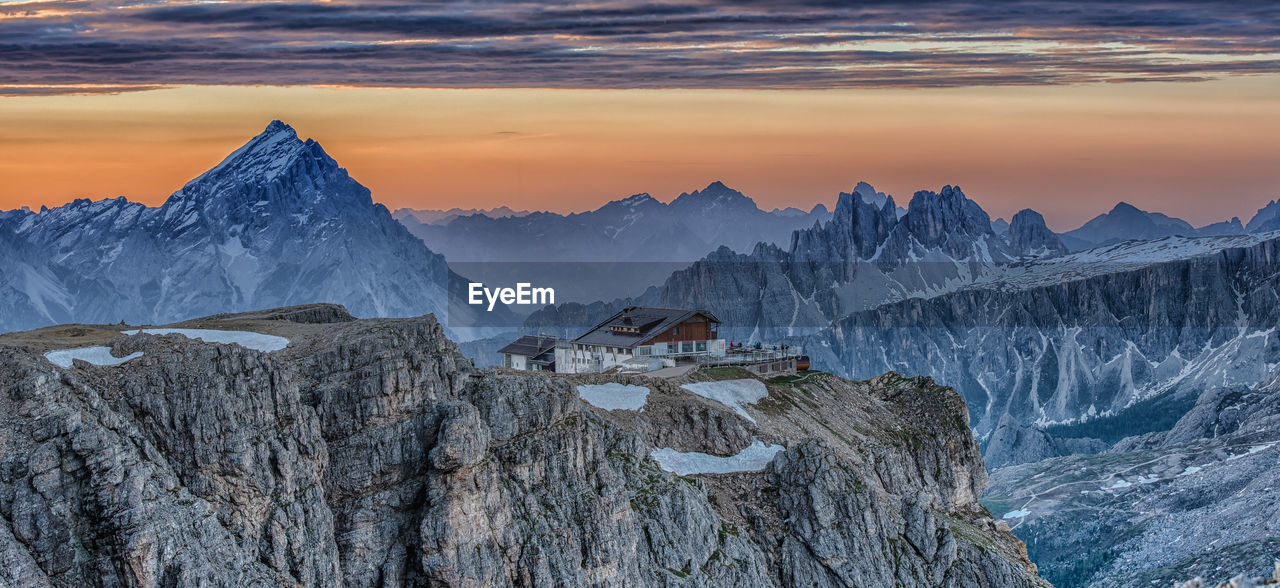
<box><xmin>0</xmin><ymin>121</ymin><xmax>502</xmax><ymax>335</ymax></box>
<box><xmin>0</xmin><ymin>214</ymin><xmax>76</xmax><ymax>331</ymax></box>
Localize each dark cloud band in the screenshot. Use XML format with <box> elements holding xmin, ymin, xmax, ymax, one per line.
<box><xmin>1</xmin><ymin>0</ymin><xmax>1277</xmax><ymax>94</ymax></box>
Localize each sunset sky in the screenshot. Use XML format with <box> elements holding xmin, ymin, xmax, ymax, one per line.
<box><xmin>1</xmin><ymin>0</ymin><xmax>1278</xmax><ymax>230</ymax></box>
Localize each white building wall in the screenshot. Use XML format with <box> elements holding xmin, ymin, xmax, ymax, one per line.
<box><xmin>554</xmin><ymin>346</ymin><xmax>575</xmax><ymax>374</ymax></box>
<box><xmin>504</xmin><ymin>354</ymin><xmax>528</xmax><ymax>370</ymax></box>
<box><xmin>556</xmin><ymin>338</ymin><xmax>726</xmax><ymax>373</ymax></box>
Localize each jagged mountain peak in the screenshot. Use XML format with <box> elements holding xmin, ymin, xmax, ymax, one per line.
<box><xmin>0</xmin><ymin>119</ymin><xmax>471</xmax><ymax>333</ymax></box>
<box><xmin>904</xmin><ymin>185</ymin><xmax>993</xmax><ymax>235</ymax></box>
<box><xmin>868</xmin><ymin>184</ymin><xmax>1022</xmax><ymax>263</ymax></box>
<box><xmin>596</xmin><ymin>192</ymin><xmax>661</xmax><ymax>214</ymax></box>
<box><xmin>670</xmin><ymin>180</ymin><xmax>757</xmax><ymax>212</ymax></box>
<box><xmin>848</xmin><ymin>181</ymin><xmax>891</xmax><ymax>209</ymax></box>
<box><xmin>833</xmin><ymin>183</ymin><xmax>896</xmax><ymax>218</ymax></box>
<box><xmin>1246</xmin><ymin>199</ymin><xmax>1280</xmax><ymax>233</ymax></box>
<box><xmin>1008</xmin><ymin>208</ymin><xmax>1068</xmax><ymax>256</ymax></box>
<box><xmin>619</xmin><ymin>192</ymin><xmax>656</xmax><ymax>205</ymax></box>
<box><xmin>162</xmin><ymin>120</ymin><xmax>368</xmax><ymax>222</ymax></box>
<box><xmin>178</xmin><ymin>120</ymin><xmax>338</xmax><ymax>193</ymax></box>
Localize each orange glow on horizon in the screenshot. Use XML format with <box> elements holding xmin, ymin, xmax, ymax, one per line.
<box><xmin>1</xmin><ymin>80</ymin><xmax>1278</xmax><ymax>230</ymax></box>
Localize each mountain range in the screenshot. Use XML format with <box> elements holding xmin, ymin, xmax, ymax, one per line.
<box><xmin>515</xmin><ymin>182</ymin><xmax>1280</xmax><ymax>586</ymax></box>
<box><xmin>0</xmin><ymin>121</ymin><xmax>508</xmax><ymax>336</ymax></box>
<box><xmin>1058</xmin><ymin>201</ymin><xmax>1247</xmax><ymax>251</ymax></box>
<box><xmin>524</xmin><ymin>184</ymin><xmax>1280</xmax><ymax>448</ymax></box>
<box><xmin>397</xmin><ymin>180</ymin><xmax>831</xmax><ymax>264</ymax></box>
<box><xmin>986</xmin><ymin>366</ymin><xmax>1280</xmax><ymax>587</ymax></box>
<box><xmin>393</xmin><ymin>205</ymin><xmax>532</xmax><ymax>226</ymax></box>
<box><xmin>4</xmin><ymin>120</ymin><xmax>1280</xmax><ymax>586</ymax></box>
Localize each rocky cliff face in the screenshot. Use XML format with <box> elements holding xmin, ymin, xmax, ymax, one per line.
<box><xmin>878</xmin><ymin>186</ymin><xmax>1016</xmax><ymax>263</ymax></box>
<box><xmin>982</xmin><ymin>415</ymin><xmax>1107</xmax><ymax>470</ymax></box>
<box><xmin>821</xmin><ymin>234</ymin><xmax>1280</xmax><ymax>440</ymax></box>
<box><xmin>605</xmin><ymin>184</ymin><xmax>1041</xmax><ymax>344</ymax></box>
<box><xmin>1007</xmin><ymin>209</ymin><xmax>1068</xmax><ymax>257</ymax></box>
<box><xmin>0</xmin><ymin>305</ymin><xmax>1045</xmax><ymax>587</ymax></box>
<box><xmin>984</xmin><ymin>367</ymin><xmax>1280</xmax><ymax>587</ymax></box>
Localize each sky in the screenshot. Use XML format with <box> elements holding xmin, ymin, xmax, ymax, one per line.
<box><xmin>1</xmin><ymin>0</ymin><xmax>1279</xmax><ymax>230</ymax></box>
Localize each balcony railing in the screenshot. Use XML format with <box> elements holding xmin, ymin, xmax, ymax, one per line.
<box><xmin>696</xmin><ymin>345</ymin><xmax>803</xmax><ymax>366</ymax></box>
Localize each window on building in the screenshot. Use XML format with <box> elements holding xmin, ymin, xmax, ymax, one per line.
<box><xmin>696</xmin><ymin>341</ymin><xmax>707</xmax><ymax>352</ymax></box>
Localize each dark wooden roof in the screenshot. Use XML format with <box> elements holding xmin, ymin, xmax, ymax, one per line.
<box><xmin>572</xmin><ymin>306</ymin><xmax>720</xmax><ymax>349</ymax></box>
<box><xmin>498</xmin><ymin>335</ymin><xmax>559</xmax><ymax>358</ymax></box>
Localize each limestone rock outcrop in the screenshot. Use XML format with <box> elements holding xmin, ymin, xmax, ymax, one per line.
<box><xmin>0</xmin><ymin>306</ymin><xmax>1046</xmax><ymax>586</ymax></box>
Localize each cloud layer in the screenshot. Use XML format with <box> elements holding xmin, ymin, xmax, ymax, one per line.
<box><xmin>1</xmin><ymin>0</ymin><xmax>1278</xmax><ymax>93</ymax></box>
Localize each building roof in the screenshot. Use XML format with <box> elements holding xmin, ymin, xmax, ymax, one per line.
<box><xmin>573</xmin><ymin>306</ymin><xmax>720</xmax><ymax>349</ymax></box>
<box><xmin>498</xmin><ymin>335</ymin><xmax>559</xmax><ymax>358</ymax></box>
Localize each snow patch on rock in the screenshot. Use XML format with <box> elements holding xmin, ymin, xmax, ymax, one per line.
<box><xmin>125</xmin><ymin>328</ymin><xmax>289</xmax><ymax>352</ymax></box>
<box><xmin>649</xmin><ymin>440</ymin><xmax>784</xmax><ymax>476</ymax></box>
<box><xmin>576</xmin><ymin>383</ymin><xmax>649</xmax><ymax>411</ymax></box>
<box><xmin>680</xmin><ymin>379</ymin><xmax>769</xmax><ymax>423</ymax></box>
<box><xmin>45</xmin><ymin>346</ymin><xmax>143</xmax><ymax>368</ymax></box>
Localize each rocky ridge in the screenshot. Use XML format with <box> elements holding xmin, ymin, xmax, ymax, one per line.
<box><xmin>0</xmin><ymin>304</ymin><xmax>1045</xmax><ymax>586</ymax></box>
<box><xmin>984</xmin><ymin>367</ymin><xmax>1280</xmax><ymax>587</ymax></box>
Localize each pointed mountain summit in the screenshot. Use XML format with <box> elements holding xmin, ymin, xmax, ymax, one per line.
<box><xmin>0</xmin><ymin>121</ymin><xmax>509</xmax><ymax>334</ymax></box>
<box><xmin>846</xmin><ymin>181</ymin><xmax>906</xmax><ymax>217</ymax></box>
<box><xmin>1060</xmin><ymin>201</ymin><xmax>1196</xmax><ymax>251</ymax></box>
<box><xmin>167</xmin><ymin>120</ymin><xmax>370</xmax><ymax>223</ymax></box>
<box><xmin>871</xmin><ymin>185</ymin><xmax>1016</xmax><ymax>262</ymax></box>
<box><xmin>849</xmin><ymin>181</ymin><xmax>889</xmax><ymax>208</ymax></box>
<box><xmin>791</xmin><ymin>183</ymin><xmax>897</xmax><ymax>261</ymax></box>
<box><xmin>670</xmin><ymin>181</ymin><xmax>759</xmax><ymax>213</ymax></box>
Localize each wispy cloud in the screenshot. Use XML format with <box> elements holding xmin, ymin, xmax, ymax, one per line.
<box><xmin>1</xmin><ymin>1</ymin><xmax>1277</xmax><ymax>94</ymax></box>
